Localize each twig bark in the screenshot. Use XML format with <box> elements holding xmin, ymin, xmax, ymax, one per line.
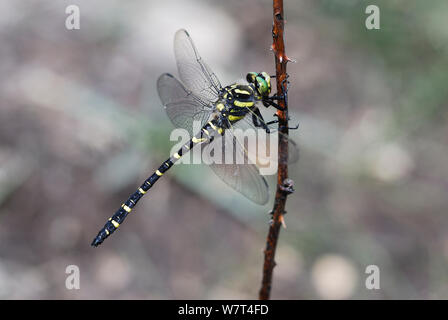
<box><xmin>259</xmin><ymin>0</ymin><xmax>292</xmax><ymax>300</ymax></box>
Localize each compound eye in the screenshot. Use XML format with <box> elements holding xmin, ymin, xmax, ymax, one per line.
<box><xmin>246</xmin><ymin>72</ymin><xmax>257</xmax><ymax>83</ymax></box>
<box><xmin>257</xmin><ymin>79</ymin><xmax>268</xmax><ymax>94</ymax></box>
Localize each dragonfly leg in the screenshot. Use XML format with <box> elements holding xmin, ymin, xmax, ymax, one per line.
<box><xmin>267</xmin><ymin>114</ymin><xmax>299</xmax><ymax>131</ymax></box>
<box><xmin>289</xmin><ymin>122</ymin><xmax>299</xmax><ymax>130</ymax></box>
<box><xmin>263</xmin><ymin>98</ymin><xmax>285</xmax><ymax>111</ymax></box>
<box><xmin>263</xmin><ymin>80</ymin><xmax>289</xmax><ymax>110</ymax></box>
<box><xmin>266</xmin><ymin>119</ymin><xmax>278</xmax><ymax>126</ymax></box>
<box><xmin>268</xmin><ymin>73</ymin><xmax>290</xmax><ymax>98</ymax></box>
<box><xmin>267</xmin><ymin>73</ymin><xmax>290</xmax><ymax>108</ymax></box>
<box><xmin>269</xmin><ymin>94</ymin><xmax>286</xmax><ymax>101</ymax></box>
<box><xmin>279</xmin><ymin>121</ymin><xmax>300</xmax><ymax>131</ymax></box>
<box><xmin>252</xmin><ymin>108</ymin><xmax>271</xmax><ymax>133</ymax></box>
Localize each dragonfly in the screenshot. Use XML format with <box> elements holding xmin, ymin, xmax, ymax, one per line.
<box><xmin>91</xmin><ymin>29</ymin><xmax>298</xmax><ymax>247</ymax></box>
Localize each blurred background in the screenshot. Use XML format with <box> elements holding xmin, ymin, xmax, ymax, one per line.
<box><xmin>0</xmin><ymin>0</ymin><xmax>447</xmax><ymax>299</ymax></box>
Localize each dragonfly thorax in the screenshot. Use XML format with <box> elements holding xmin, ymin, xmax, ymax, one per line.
<box><xmin>217</xmin><ymin>84</ymin><xmax>259</xmax><ymax>123</ymax></box>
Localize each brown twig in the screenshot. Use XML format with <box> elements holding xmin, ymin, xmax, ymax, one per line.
<box><xmin>259</xmin><ymin>0</ymin><xmax>293</xmax><ymax>300</ymax></box>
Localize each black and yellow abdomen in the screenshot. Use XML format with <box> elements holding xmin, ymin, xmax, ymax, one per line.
<box><xmin>91</xmin><ymin>119</ymin><xmax>223</xmax><ymax>247</ymax></box>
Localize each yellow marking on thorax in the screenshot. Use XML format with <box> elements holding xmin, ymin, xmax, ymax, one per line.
<box><xmin>234</xmin><ymin>89</ymin><xmax>250</xmax><ymax>95</ymax></box>
<box><xmin>122</xmin><ymin>204</ymin><xmax>132</xmax><ymax>213</ymax></box>
<box><xmin>156</xmin><ymin>170</ymin><xmax>163</xmax><ymax>176</ymax></box>
<box><xmin>216</xmin><ymin>103</ymin><xmax>225</xmax><ymax>111</ymax></box>
<box><xmin>138</xmin><ymin>188</ymin><xmax>146</xmax><ymax>194</ymax></box>
<box><xmin>234</xmin><ymin>100</ymin><xmax>254</xmax><ymax>108</ymax></box>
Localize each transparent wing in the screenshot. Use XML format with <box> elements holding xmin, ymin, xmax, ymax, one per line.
<box><xmin>157</xmin><ymin>73</ymin><xmax>215</xmax><ymax>135</ymax></box>
<box><xmin>203</xmin><ymin>127</ymin><xmax>269</xmax><ymax>205</ymax></box>
<box><xmin>232</xmin><ymin>111</ymin><xmax>300</xmax><ymax>165</ymax></box>
<box><xmin>174</xmin><ymin>29</ymin><xmax>222</xmax><ymax>103</ymax></box>
<box><xmin>201</xmin><ymin>107</ymin><xmax>300</xmax><ymax>205</ymax></box>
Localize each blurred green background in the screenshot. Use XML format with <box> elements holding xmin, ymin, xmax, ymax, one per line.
<box><xmin>0</xmin><ymin>0</ymin><xmax>447</xmax><ymax>299</ymax></box>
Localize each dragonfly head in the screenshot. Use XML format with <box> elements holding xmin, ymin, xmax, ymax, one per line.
<box><xmin>246</xmin><ymin>72</ymin><xmax>271</xmax><ymax>97</ymax></box>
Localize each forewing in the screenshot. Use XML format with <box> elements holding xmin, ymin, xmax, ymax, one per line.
<box><xmin>157</xmin><ymin>73</ymin><xmax>214</xmax><ymax>135</ymax></box>
<box><xmin>174</xmin><ymin>29</ymin><xmax>222</xmax><ymax>103</ymax></box>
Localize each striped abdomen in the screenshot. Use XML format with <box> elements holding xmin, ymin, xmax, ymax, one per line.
<box><xmin>91</xmin><ymin>120</ymin><xmax>223</xmax><ymax>247</ymax></box>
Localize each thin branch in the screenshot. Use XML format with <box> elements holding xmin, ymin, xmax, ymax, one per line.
<box><xmin>259</xmin><ymin>0</ymin><xmax>294</xmax><ymax>300</ymax></box>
